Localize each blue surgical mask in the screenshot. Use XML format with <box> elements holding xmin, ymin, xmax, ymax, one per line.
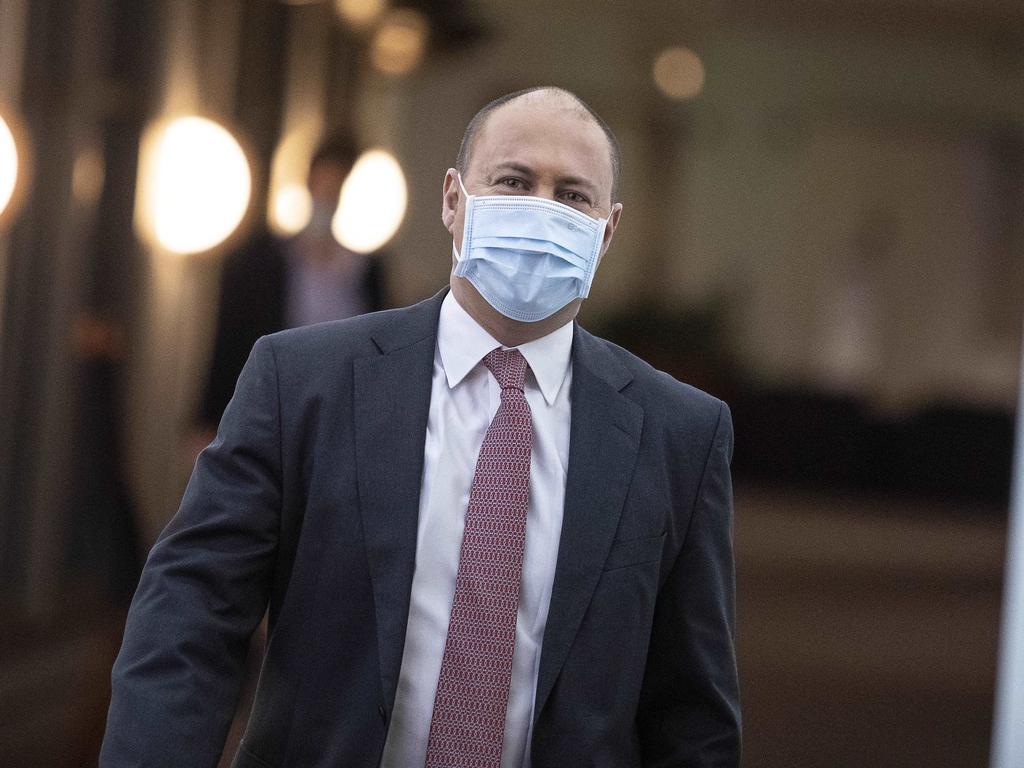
<box><xmin>453</xmin><ymin>174</ymin><xmax>609</xmax><ymax>323</ymax></box>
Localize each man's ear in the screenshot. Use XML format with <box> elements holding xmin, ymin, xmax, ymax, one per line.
<box><xmin>599</xmin><ymin>202</ymin><xmax>623</xmax><ymax>257</ymax></box>
<box><xmin>441</xmin><ymin>168</ymin><xmax>460</xmax><ymax>233</ymax></box>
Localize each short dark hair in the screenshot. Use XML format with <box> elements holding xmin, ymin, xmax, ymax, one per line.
<box><xmin>455</xmin><ymin>86</ymin><xmax>622</xmax><ymax>202</ymax></box>
<box><xmin>309</xmin><ymin>131</ymin><xmax>359</xmax><ymax>176</ymax></box>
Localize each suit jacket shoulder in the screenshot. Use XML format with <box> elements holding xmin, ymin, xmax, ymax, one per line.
<box><xmin>261</xmin><ymin>292</ymin><xmax>441</xmax><ymax>376</ymax></box>
<box><xmin>575</xmin><ymin>327</ymin><xmax>728</xmax><ymax>434</ymax></box>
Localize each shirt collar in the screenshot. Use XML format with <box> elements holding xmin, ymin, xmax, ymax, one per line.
<box><xmin>437</xmin><ymin>291</ymin><xmax>573</xmax><ymax>406</ymax></box>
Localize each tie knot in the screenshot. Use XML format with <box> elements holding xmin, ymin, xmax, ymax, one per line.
<box><xmin>483</xmin><ymin>348</ymin><xmax>528</xmax><ymax>392</ymax></box>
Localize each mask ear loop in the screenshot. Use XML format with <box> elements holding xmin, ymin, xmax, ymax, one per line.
<box><xmin>578</xmin><ymin>216</ymin><xmax>608</xmax><ymax>298</ymax></box>
<box><xmin>453</xmin><ymin>171</ymin><xmax>474</xmax><ymax>264</ymax></box>
<box><xmin>457</xmin><ymin>171</ymin><xmax>471</xmax><ymax>199</ymax></box>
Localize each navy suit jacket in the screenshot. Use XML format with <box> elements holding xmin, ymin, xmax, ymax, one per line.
<box><xmin>101</xmin><ymin>290</ymin><xmax>740</xmax><ymax>767</ymax></box>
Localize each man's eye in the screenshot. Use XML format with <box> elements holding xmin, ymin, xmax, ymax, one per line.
<box><xmin>562</xmin><ymin>191</ymin><xmax>589</xmax><ymax>205</ymax></box>
<box><xmin>498</xmin><ymin>177</ymin><xmax>525</xmax><ymax>190</ymax></box>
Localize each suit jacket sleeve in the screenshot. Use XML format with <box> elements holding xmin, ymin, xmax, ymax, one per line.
<box><xmin>638</xmin><ymin>401</ymin><xmax>741</xmax><ymax>767</ymax></box>
<box><xmin>101</xmin><ymin>336</ymin><xmax>282</xmax><ymax>767</ymax></box>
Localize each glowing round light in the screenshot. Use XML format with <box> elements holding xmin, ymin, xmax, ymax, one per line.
<box><xmin>137</xmin><ymin>116</ymin><xmax>252</xmax><ymax>255</ymax></box>
<box><xmin>370</xmin><ymin>8</ymin><xmax>429</xmax><ymax>76</ymax></box>
<box><xmin>652</xmin><ymin>47</ymin><xmax>706</xmax><ymax>101</ymax></box>
<box><xmin>332</xmin><ymin>149</ymin><xmax>406</xmax><ymax>253</ymax></box>
<box><xmin>267</xmin><ymin>128</ymin><xmax>318</xmax><ymax>236</ymax></box>
<box><xmin>335</xmin><ymin>0</ymin><xmax>388</xmax><ymax>30</ymax></box>
<box><xmin>0</xmin><ymin>114</ymin><xmax>20</xmax><ymax>222</ymax></box>
<box><xmin>272</xmin><ymin>182</ymin><xmax>313</xmax><ymax>236</ymax></box>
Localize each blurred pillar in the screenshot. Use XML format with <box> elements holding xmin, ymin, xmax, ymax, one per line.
<box><xmin>0</xmin><ymin>0</ymin><xmax>106</xmax><ymax>612</ymax></box>
<box><xmin>125</xmin><ymin>0</ymin><xmax>290</xmax><ymax>543</ymax></box>
<box><xmin>126</xmin><ymin>0</ymin><xmax>234</xmax><ymax>544</ymax></box>
<box><xmin>0</xmin><ymin>0</ymin><xmax>28</xmax><ymax>602</ymax></box>
<box><xmin>0</xmin><ymin>0</ymin><xmax>28</xmax><ymax>332</ymax></box>
<box><xmin>264</xmin><ymin>2</ymin><xmax>332</xmax><ymax>239</ymax></box>
<box><xmin>324</xmin><ymin>10</ymin><xmax>360</xmax><ymax>137</ymax></box>
<box><xmin>0</xmin><ymin>0</ymin><xmax>28</xmax><ymax>99</ymax></box>
<box><xmin>285</xmin><ymin>2</ymin><xmax>332</xmax><ymax>143</ymax></box>
<box><xmin>69</xmin><ymin>0</ymin><xmax>163</xmax><ymax>602</ymax></box>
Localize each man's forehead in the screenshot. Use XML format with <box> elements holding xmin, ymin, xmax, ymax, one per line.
<box><xmin>500</xmin><ymin>88</ymin><xmax>586</xmax><ymax>115</ymax></box>
<box><xmin>471</xmin><ymin>99</ymin><xmax>613</xmax><ymax>186</ymax></box>
<box><xmin>480</xmin><ymin>93</ymin><xmax>600</xmax><ymax>141</ymax></box>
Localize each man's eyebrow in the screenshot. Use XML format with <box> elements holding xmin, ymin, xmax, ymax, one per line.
<box><xmin>489</xmin><ymin>161</ymin><xmax>536</xmax><ymax>178</ymax></box>
<box><xmin>556</xmin><ymin>174</ymin><xmax>597</xmax><ymax>192</ymax></box>
<box><xmin>489</xmin><ymin>162</ymin><xmax>598</xmax><ymax>192</ymax></box>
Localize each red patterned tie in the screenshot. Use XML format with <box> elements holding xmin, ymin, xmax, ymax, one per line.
<box><xmin>424</xmin><ymin>348</ymin><xmax>532</xmax><ymax>768</ymax></box>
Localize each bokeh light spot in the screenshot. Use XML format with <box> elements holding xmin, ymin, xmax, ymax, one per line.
<box><xmin>370</xmin><ymin>8</ymin><xmax>429</xmax><ymax>76</ymax></box>
<box><xmin>137</xmin><ymin>116</ymin><xmax>252</xmax><ymax>255</ymax></box>
<box><xmin>653</xmin><ymin>46</ymin><xmax>706</xmax><ymax>101</ymax></box>
<box><xmin>335</xmin><ymin>0</ymin><xmax>388</xmax><ymax>30</ymax></box>
<box><xmin>273</xmin><ymin>182</ymin><xmax>314</xmax><ymax>236</ymax></box>
<box><xmin>0</xmin><ymin>114</ymin><xmax>19</xmax><ymax>221</ymax></box>
<box><xmin>332</xmin><ymin>149</ymin><xmax>406</xmax><ymax>253</ymax></box>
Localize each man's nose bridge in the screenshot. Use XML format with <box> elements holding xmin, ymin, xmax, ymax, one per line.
<box><xmin>536</xmin><ymin>182</ymin><xmax>559</xmax><ymax>201</ymax></box>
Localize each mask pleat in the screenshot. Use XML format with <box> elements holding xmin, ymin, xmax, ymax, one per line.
<box><xmin>455</xmin><ymin>183</ymin><xmax>605</xmax><ymax>322</ymax></box>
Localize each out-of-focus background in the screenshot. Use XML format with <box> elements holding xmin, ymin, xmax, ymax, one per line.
<box><xmin>0</xmin><ymin>1</ymin><xmax>1021</xmax><ymax>766</ymax></box>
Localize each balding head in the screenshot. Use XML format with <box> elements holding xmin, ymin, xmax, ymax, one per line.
<box><xmin>456</xmin><ymin>86</ymin><xmax>622</xmax><ymax>203</ymax></box>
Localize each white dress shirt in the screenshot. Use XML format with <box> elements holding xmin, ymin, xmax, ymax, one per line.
<box><xmin>380</xmin><ymin>291</ymin><xmax>573</xmax><ymax>768</ymax></box>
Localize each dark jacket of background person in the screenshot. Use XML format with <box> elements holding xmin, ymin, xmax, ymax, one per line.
<box><xmin>100</xmin><ymin>289</ymin><xmax>740</xmax><ymax>768</ymax></box>
<box><xmin>197</xmin><ymin>229</ymin><xmax>386</xmax><ymax>429</ymax></box>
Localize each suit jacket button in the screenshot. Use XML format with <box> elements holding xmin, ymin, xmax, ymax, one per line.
<box><xmin>378</xmin><ymin>705</ymin><xmax>387</xmax><ymax>721</ymax></box>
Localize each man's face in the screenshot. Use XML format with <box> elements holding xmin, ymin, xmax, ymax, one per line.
<box><xmin>307</xmin><ymin>161</ymin><xmax>350</xmax><ymax>208</ymax></box>
<box><xmin>442</xmin><ymin>95</ymin><xmax>622</xmax><ymax>267</ymax></box>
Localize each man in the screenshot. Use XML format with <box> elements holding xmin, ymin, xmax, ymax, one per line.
<box><xmin>102</xmin><ymin>87</ymin><xmax>740</xmax><ymax>767</ymax></box>
<box><xmin>195</xmin><ymin>132</ymin><xmax>387</xmax><ymax>440</ymax></box>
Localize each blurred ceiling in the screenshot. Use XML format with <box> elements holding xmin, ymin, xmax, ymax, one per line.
<box><xmin>473</xmin><ymin>0</ymin><xmax>1024</xmax><ymax>45</ymax></box>
<box><xmin>691</xmin><ymin>0</ymin><xmax>1024</xmax><ymax>43</ymax></box>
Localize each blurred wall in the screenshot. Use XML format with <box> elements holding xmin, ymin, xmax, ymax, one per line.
<box><xmin>680</xmin><ymin>26</ymin><xmax>1024</xmax><ymax>411</ymax></box>
<box><xmin>373</xmin><ymin>0</ymin><xmax>1024</xmax><ymax>411</ymax></box>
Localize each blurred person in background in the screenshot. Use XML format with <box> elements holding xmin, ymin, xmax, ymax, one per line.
<box><xmin>102</xmin><ymin>87</ymin><xmax>739</xmax><ymax>768</ymax></box>
<box><xmin>193</xmin><ymin>132</ymin><xmax>387</xmax><ymax>447</ymax></box>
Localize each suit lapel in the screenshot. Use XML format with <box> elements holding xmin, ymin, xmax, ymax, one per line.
<box><xmin>534</xmin><ymin>327</ymin><xmax>644</xmax><ymax>720</ymax></box>
<box><xmin>352</xmin><ymin>297</ymin><xmax>644</xmax><ymax>717</ymax></box>
<box><xmin>353</xmin><ymin>291</ymin><xmax>444</xmax><ymax>710</ymax></box>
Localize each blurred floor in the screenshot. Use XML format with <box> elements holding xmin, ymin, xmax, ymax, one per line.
<box><xmin>736</xmin><ymin>486</ymin><xmax>1005</xmax><ymax>768</ymax></box>
<box><xmin>0</xmin><ymin>593</ymin><xmax>123</xmax><ymax>768</ymax></box>
<box><xmin>0</xmin><ymin>486</ymin><xmax>1006</xmax><ymax>767</ymax></box>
